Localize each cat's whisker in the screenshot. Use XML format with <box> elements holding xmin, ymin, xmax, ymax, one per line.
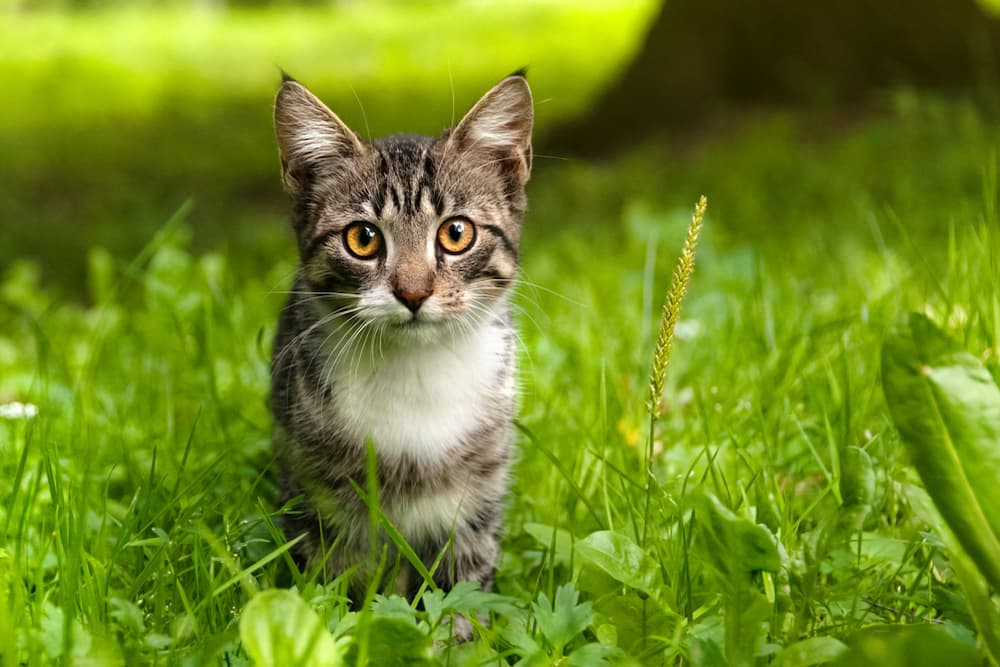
<box><xmin>507</xmin><ymin>288</ymin><xmax>546</xmax><ymax>319</ymax></box>
<box><xmin>319</xmin><ymin>317</ymin><xmax>366</xmax><ymax>382</ymax></box>
<box><xmin>264</xmin><ymin>266</ymin><xmax>302</xmax><ymax>296</ymax></box>
<box><xmin>515</xmin><ymin>274</ymin><xmax>587</xmax><ymax>307</ymax></box>
<box><xmin>503</xmin><ymin>296</ymin><xmax>544</xmax><ymax>331</ymax></box>
<box><xmin>305</xmin><ymin>318</ymin><xmax>359</xmax><ymax>385</ymax></box>
<box><xmin>302</xmin><ymin>308</ymin><xmax>367</xmax><ymax>377</ymax></box>
<box><xmin>272</xmin><ymin>306</ymin><xmax>352</xmax><ymax>371</ymax></box>
<box><xmin>269</xmin><ymin>290</ymin><xmax>363</xmax><ymax>299</ymax></box>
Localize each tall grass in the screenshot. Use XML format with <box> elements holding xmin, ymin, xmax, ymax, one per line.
<box><xmin>4</xmin><ymin>45</ymin><xmax>1000</xmax><ymax>661</ymax></box>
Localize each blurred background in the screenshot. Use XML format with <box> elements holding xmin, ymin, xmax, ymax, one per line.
<box><xmin>6</xmin><ymin>4</ymin><xmax>1000</xmax><ymax>661</ymax></box>
<box><xmin>3</xmin><ymin>0</ymin><xmax>1000</xmax><ymax>289</ymax></box>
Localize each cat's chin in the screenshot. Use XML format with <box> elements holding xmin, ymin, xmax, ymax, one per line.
<box><xmin>384</xmin><ymin>317</ymin><xmax>451</xmax><ymax>344</ymax></box>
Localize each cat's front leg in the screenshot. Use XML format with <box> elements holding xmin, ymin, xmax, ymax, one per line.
<box><xmin>430</xmin><ymin>512</ymin><xmax>502</xmax><ymax>640</ymax></box>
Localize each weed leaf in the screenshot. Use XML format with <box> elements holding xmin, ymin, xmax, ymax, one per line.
<box><xmin>881</xmin><ymin>313</ymin><xmax>1000</xmax><ymax>591</ymax></box>
<box><xmin>240</xmin><ymin>589</ymin><xmax>346</xmax><ymax>667</ymax></box>
<box><xmin>691</xmin><ymin>492</ymin><xmax>780</xmax><ymax>667</ymax></box>
<box><xmin>838</xmin><ymin>446</ymin><xmax>875</xmax><ymax>509</ymax></box>
<box><xmin>773</xmin><ymin>636</ymin><xmax>848</xmax><ymax>667</ymax></box>
<box><xmin>691</xmin><ymin>492</ymin><xmax>781</xmax><ymax>578</ymax></box>
<box><xmin>565</xmin><ymin>641</ymin><xmax>620</xmax><ymax>665</ymax></box>
<box><xmin>831</xmin><ymin>625</ymin><xmax>980</xmax><ymax>667</ymax></box>
<box><xmin>344</xmin><ymin>616</ymin><xmax>434</xmax><ymax>667</ymax></box>
<box><xmin>575</xmin><ymin>529</ymin><xmax>660</xmax><ymax>595</ymax></box>
<box><xmin>371</xmin><ymin>594</ymin><xmax>419</xmax><ymax>622</ymax></box>
<box><xmin>524</xmin><ymin>522</ymin><xmax>575</xmax><ymax>566</ymax></box>
<box><xmin>531</xmin><ymin>583</ymin><xmax>592</xmax><ymax>652</ymax></box>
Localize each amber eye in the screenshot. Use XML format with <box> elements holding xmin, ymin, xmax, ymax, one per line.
<box><xmin>343</xmin><ymin>222</ymin><xmax>383</xmax><ymax>259</ymax></box>
<box><xmin>437</xmin><ymin>218</ymin><xmax>476</xmax><ymax>254</ymax></box>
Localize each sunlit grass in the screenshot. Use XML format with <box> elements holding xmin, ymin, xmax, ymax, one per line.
<box><xmin>3</xmin><ymin>100</ymin><xmax>1000</xmax><ymax>662</ymax></box>
<box><xmin>0</xmin><ymin>0</ymin><xmax>657</xmax><ymax>286</ymax></box>
<box><xmin>3</xmin><ymin>2</ymin><xmax>1000</xmax><ymax>661</ymax></box>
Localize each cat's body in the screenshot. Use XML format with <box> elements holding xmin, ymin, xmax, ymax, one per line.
<box><xmin>269</xmin><ymin>74</ymin><xmax>532</xmax><ymax>609</ymax></box>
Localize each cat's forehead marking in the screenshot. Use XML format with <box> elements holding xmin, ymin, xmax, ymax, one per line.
<box><xmin>371</xmin><ymin>135</ymin><xmax>438</xmax><ymax>222</ymax></box>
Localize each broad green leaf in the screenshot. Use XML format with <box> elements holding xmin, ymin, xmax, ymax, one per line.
<box><xmin>831</xmin><ymin>624</ymin><xmax>981</xmax><ymax>667</ymax></box>
<box><xmin>498</xmin><ymin>616</ymin><xmax>541</xmax><ymax>657</ymax></box>
<box><xmin>565</xmin><ymin>641</ymin><xmax>620</xmax><ymax>666</ymax></box>
<box><xmin>346</xmin><ymin>616</ymin><xmax>434</xmax><ymax>667</ymax></box>
<box><xmin>575</xmin><ymin>530</ymin><xmax>660</xmax><ymax>595</ymax></box>
<box><xmin>441</xmin><ymin>580</ymin><xmax>513</xmax><ymax>616</ymax></box>
<box><xmin>689</xmin><ymin>615</ymin><xmax>727</xmax><ymax>667</ymax></box>
<box><xmin>690</xmin><ymin>493</ymin><xmax>780</xmax><ymax>667</ymax></box>
<box><xmin>240</xmin><ymin>589</ymin><xmax>347</xmax><ymax>667</ymax></box>
<box><xmin>691</xmin><ymin>492</ymin><xmax>781</xmax><ymax>578</ymax></box>
<box><xmin>108</xmin><ymin>597</ymin><xmax>145</xmax><ymax>637</ymax></box>
<box><xmin>371</xmin><ymin>594</ymin><xmax>418</xmax><ymax>622</ymax></box>
<box><xmin>839</xmin><ymin>446</ymin><xmax>874</xmax><ymax>508</ymax></box>
<box><xmin>589</xmin><ymin>589</ymin><xmax>680</xmax><ymax>655</ymax></box>
<box><xmin>38</xmin><ymin>602</ymin><xmax>124</xmax><ymax>667</ymax></box>
<box><xmin>773</xmin><ymin>636</ymin><xmax>848</xmax><ymax>667</ymax></box>
<box><xmin>905</xmin><ymin>483</ymin><xmax>1000</xmax><ymax>665</ymax></box>
<box><xmin>532</xmin><ymin>583</ymin><xmax>592</xmax><ymax>651</ymax></box>
<box><xmin>881</xmin><ymin>313</ymin><xmax>1000</xmax><ymax>591</ymax></box>
<box><xmin>419</xmin><ymin>589</ymin><xmax>445</xmax><ymax>626</ymax></box>
<box><xmin>524</xmin><ymin>522</ymin><xmax>575</xmax><ymax>566</ymax></box>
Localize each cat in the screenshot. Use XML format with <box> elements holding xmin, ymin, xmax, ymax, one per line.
<box><xmin>269</xmin><ymin>71</ymin><xmax>532</xmax><ymax>633</ymax></box>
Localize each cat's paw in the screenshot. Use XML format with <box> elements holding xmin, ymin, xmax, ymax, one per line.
<box><xmin>442</xmin><ymin>612</ymin><xmax>482</xmax><ymax>643</ymax></box>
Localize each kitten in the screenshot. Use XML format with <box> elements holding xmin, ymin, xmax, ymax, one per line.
<box><xmin>269</xmin><ymin>72</ymin><xmax>532</xmax><ymax>623</ymax></box>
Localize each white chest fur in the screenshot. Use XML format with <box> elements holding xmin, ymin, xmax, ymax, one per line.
<box><xmin>326</xmin><ymin>320</ymin><xmax>511</xmax><ymax>463</ymax></box>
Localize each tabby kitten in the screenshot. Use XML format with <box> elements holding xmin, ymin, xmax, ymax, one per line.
<box><xmin>269</xmin><ymin>72</ymin><xmax>532</xmax><ymax>618</ymax></box>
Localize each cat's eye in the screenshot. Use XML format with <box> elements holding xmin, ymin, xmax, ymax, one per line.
<box><xmin>437</xmin><ymin>218</ymin><xmax>476</xmax><ymax>254</ymax></box>
<box><xmin>343</xmin><ymin>222</ymin><xmax>383</xmax><ymax>259</ymax></box>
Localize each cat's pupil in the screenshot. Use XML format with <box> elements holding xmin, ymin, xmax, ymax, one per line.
<box><xmin>448</xmin><ymin>222</ymin><xmax>464</xmax><ymax>242</ymax></box>
<box><xmin>359</xmin><ymin>226</ymin><xmax>375</xmax><ymax>246</ymax></box>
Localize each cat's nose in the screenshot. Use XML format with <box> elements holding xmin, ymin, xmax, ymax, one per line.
<box><xmin>394</xmin><ymin>288</ymin><xmax>432</xmax><ymax>313</ymax></box>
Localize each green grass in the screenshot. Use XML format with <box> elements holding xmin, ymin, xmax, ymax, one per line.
<box><xmin>4</xmin><ymin>4</ymin><xmax>1000</xmax><ymax>665</ymax></box>
<box><xmin>4</xmin><ymin>97</ymin><xmax>1000</xmax><ymax>664</ymax></box>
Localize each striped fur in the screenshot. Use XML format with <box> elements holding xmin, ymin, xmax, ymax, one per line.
<box><xmin>270</xmin><ymin>74</ymin><xmax>532</xmax><ymax>621</ymax></box>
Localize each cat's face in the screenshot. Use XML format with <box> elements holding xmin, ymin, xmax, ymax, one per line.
<box><xmin>274</xmin><ymin>74</ymin><xmax>532</xmax><ymax>343</ymax></box>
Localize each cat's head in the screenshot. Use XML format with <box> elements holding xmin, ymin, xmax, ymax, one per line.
<box><xmin>274</xmin><ymin>72</ymin><xmax>532</xmax><ymax>343</ymax></box>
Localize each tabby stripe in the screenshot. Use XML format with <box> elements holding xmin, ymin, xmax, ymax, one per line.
<box><xmin>481</xmin><ymin>224</ymin><xmax>516</xmax><ymax>256</ymax></box>
<box><xmin>371</xmin><ymin>187</ymin><xmax>386</xmax><ymax>219</ymax></box>
<box><xmin>477</xmin><ymin>268</ymin><xmax>511</xmax><ymax>285</ymax></box>
<box><xmin>422</xmin><ymin>152</ymin><xmax>437</xmax><ymax>183</ymax></box>
<box><xmin>304</xmin><ymin>230</ymin><xmax>337</xmax><ymax>260</ymax></box>
<box><xmin>430</xmin><ymin>189</ymin><xmax>445</xmax><ymax>216</ymax></box>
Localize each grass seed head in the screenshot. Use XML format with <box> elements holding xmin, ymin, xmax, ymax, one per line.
<box><xmin>647</xmin><ymin>195</ymin><xmax>706</xmax><ymax>418</ymax></box>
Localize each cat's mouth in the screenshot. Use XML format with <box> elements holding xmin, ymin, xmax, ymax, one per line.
<box><xmin>399</xmin><ymin>315</ymin><xmax>442</xmax><ymax>330</ymax></box>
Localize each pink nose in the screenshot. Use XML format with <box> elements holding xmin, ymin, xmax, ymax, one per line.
<box><xmin>394</xmin><ymin>288</ymin><xmax>432</xmax><ymax>313</ymax></box>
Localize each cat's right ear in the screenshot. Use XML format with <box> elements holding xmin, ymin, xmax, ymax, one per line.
<box><xmin>274</xmin><ymin>79</ymin><xmax>367</xmax><ymax>195</ymax></box>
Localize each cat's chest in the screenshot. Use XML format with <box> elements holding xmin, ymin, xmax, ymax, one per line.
<box><xmin>327</xmin><ymin>322</ymin><xmax>512</xmax><ymax>461</ymax></box>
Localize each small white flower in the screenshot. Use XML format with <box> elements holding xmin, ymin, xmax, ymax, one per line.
<box><xmin>0</xmin><ymin>401</ymin><xmax>39</xmax><ymax>420</ymax></box>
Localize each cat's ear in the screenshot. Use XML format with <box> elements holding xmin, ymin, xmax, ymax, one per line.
<box><xmin>448</xmin><ymin>72</ymin><xmax>533</xmax><ymax>185</ymax></box>
<box><xmin>274</xmin><ymin>77</ymin><xmax>367</xmax><ymax>195</ymax></box>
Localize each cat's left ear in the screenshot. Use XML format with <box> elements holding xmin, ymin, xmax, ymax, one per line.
<box><xmin>274</xmin><ymin>77</ymin><xmax>368</xmax><ymax>195</ymax></box>
<box><xmin>448</xmin><ymin>72</ymin><xmax>533</xmax><ymax>185</ymax></box>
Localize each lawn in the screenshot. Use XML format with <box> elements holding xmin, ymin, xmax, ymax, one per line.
<box><xmin>3</xmin><ymin>3</ymin><xmax>1000</xmax><ymax>666</ymax></box>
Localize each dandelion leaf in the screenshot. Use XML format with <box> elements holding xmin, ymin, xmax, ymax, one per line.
<box><xmin>881</xmin><ymin>313</ymin><xmax>1000</xmax><ymax>592</ymax></box>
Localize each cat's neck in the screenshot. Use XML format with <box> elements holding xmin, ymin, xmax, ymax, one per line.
<box><xmin>314</xmin><ymin>301</ymin><xmax>514</xmax><ymax>462</ymax></box>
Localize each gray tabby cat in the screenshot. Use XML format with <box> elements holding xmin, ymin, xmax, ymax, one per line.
<box><xmin>269</xmin><ymin>72</ymin><xmax>532</xmax><ymax>621</ymax></box>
